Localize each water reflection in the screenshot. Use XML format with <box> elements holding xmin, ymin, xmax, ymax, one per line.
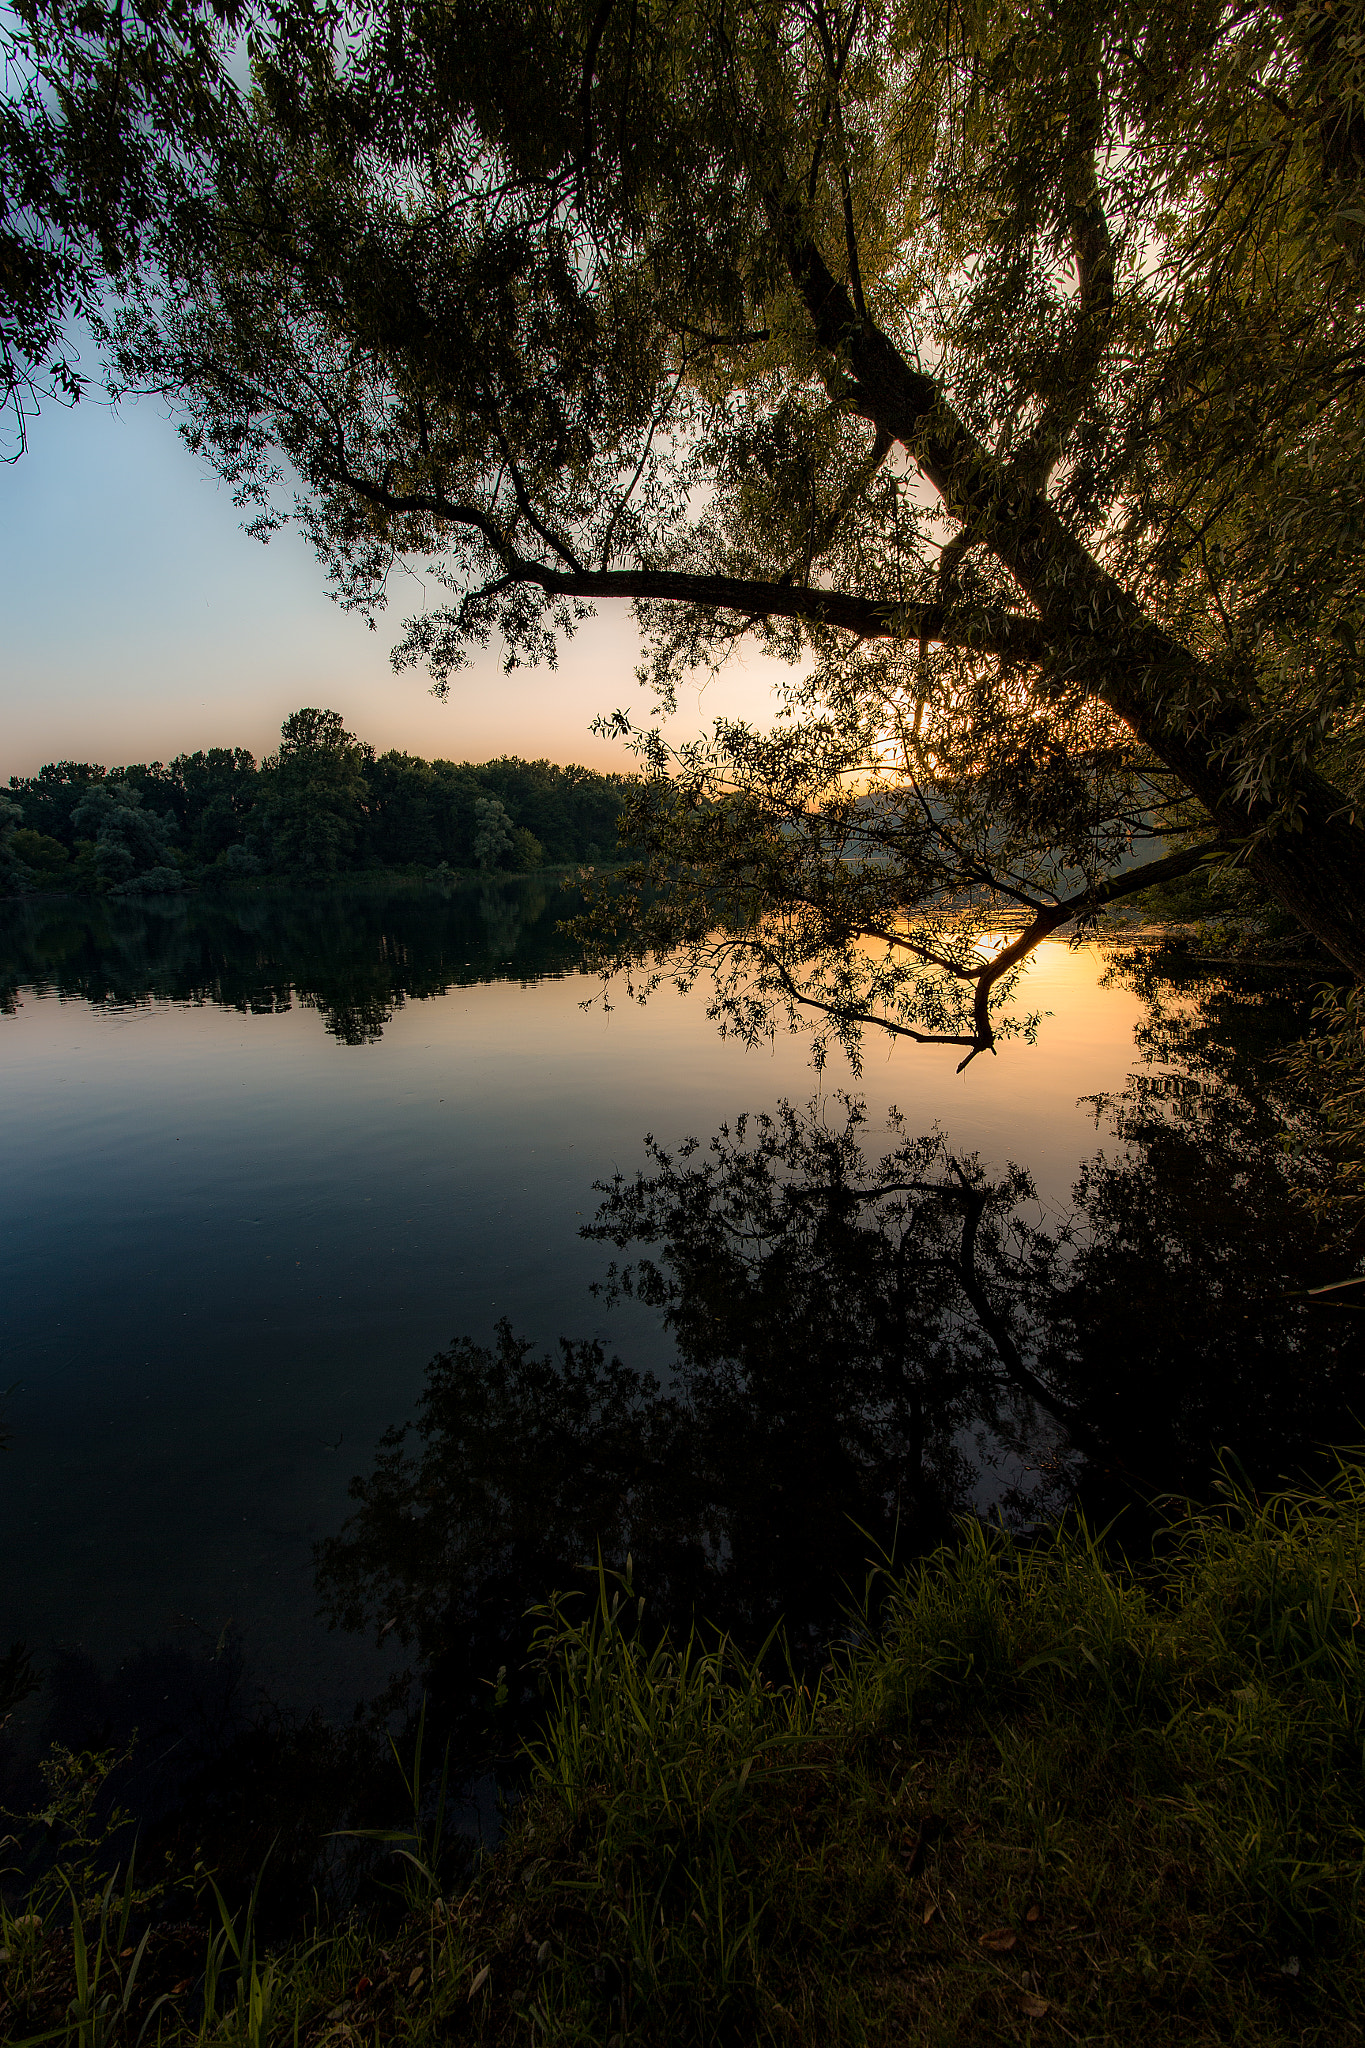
<box><xmin>4</xmin><ymin>888</ymin><xmax>1360</xmax><ymax>1892</ymax></box>
<box><xmin>315</xmin><ymin>1104</ymin><xmax>1048</xmax><ymax>1749</ymax></box>
<box><xmin>0</xmin><ymin>875</ymin><xmax>583</xmax><ymax>1043</ymax></box>
<box><xmin>316</xmin><ymin>953</ymin><xmax>1362</xmax><ymax>1756</ymax></box>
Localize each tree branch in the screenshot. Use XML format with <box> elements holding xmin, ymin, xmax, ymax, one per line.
<box><xmin>578</xmin><ymin>0</ymin><xmax>616</xmax><ymax>204</ymax></box>
<box><xmin>769</xmin><ymin>956</ymin><xmax>983</xmax><ymax>1053</ymax></box>
<box><xmin>599</xmin><ymin>357</ymin><xmax>687</xmax><ymax>570</ymax></box>
<box><xmin>511</xmin><ymin>558</ymin><xmax>1044</xmax><ymax>657</ymax></box>
<box><xmin>499</xmin><ymin>441</ymin><xmax>586</xmax><ymax>572</ymax></box>
<box><xmin>744</xmin><ymin>841</ymin><xmax>1221</xmax><ymax>1075</ymax></box>
<box><xmin>812</xmin><ymin>0</ymin><xmax>868</xmax><ymax>320</ymax></box>
<box><xmin>1006</xmin><ymin>103</ymin><xmax>1116</xmax><ymax>488</ymax></box>
<box><xmin>966</xmin><ymin>840</ymin><xmax>1221</xmax><ymax>1059</ymax></box>
<box><xmin>321</xmin><ymin>460</ymin><xmax>1049</xmax><ymax>657</ymax></box>
<box><xmin>788</xmin><ymin>423</ymin><xmax>893</xmax><ymax>582</ymax></box>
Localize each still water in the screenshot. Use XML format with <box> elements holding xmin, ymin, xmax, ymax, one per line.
<box><xmin>0</xmin><ymin>878</ymin><xmax>1353</xmax><ymax>1745</ymax></box>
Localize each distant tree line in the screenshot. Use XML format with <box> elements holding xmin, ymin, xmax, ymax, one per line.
<box><xmin>0</xmin><ymin>709</ymin><xmax>635</xmax><ymax>894</ymax></box>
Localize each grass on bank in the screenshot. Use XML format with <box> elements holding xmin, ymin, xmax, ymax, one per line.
<box><xmin>5</xmin><ymin>1462</ymin><xmax>1365</xmax><ymax>2046</ymax></box>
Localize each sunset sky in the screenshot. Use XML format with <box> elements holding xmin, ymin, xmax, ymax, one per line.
<box><xmin>1</xmin><ymin>375</ymin><xmax>786</xmax><ymax>779</ymax></box>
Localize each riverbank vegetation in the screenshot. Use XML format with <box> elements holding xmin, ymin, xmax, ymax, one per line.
<box><xmin>5</xmin><ymin>1463</ymin><xmax>1365</xmax><ymax>2045</ymax></box>
<box><xmin>1</xmin><ymin>709</ymin><xmax>634</xmax><ymax>894</ymax></box>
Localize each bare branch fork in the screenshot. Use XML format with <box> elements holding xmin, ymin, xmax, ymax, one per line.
<box><xmin>759</xmin><ymin>840</ymin><xmax>1217</xmax><ymax>1069</ymax></box>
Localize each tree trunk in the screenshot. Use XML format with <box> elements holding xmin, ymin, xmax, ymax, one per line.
<box><xmin>806</xmin><ymin>264</ymin><xmax>1365</xmax><ymax>979</ymax></box>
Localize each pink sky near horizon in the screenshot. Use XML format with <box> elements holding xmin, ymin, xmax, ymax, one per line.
<box><xmin>0</xmin><ymin>382</ymin><xmax>791</xmax><ymax>780</ymax></box>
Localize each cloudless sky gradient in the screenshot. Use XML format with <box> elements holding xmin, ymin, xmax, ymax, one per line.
<box><xmin>1</xmin><ymin>377</ymin><xmax>788</xmax><ymax>778</ymax></box>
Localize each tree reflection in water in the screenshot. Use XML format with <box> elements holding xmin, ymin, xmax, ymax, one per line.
<box><xmin>1054</xmin><ymin>946</ymin><xmax>1363</xmax><ymax>1494</ymax></box>
<box><xmin>317</xmin><ymin>954</ymin><xmax>1364</xmax><ymax>1757</ymax></box>
<box><xmin>316</xmin><ymin>1105</ymin><xmax>1054</xmax><ymax>1733</ymax></box>
<box><xmin>0</xmin><ymin>875</ymin><xmax>574</xmax><ymax>1043</ymax></box>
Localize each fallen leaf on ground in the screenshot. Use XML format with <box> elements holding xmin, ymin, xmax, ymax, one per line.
<box><xmin>1025</xmin><ymin>1904</ymin><xmax>1041</xmax><ymax>1924</ymax></box>
<box><xmin>1020</xmin><ymin>1993</ymin><xmax>1050</xmax><ymax>2017</ymax></box>
<box><xmin>979</xmin><ymin>1928</ymin><xmax>1017</xmax><ymax>1952</ymax></box>
<box><xmin>922</xmin><ymin>1902</ymin><xmax>939</xmax><ymax>1925</ymax></box>
<box><xmin>407</xmin><ymin>1966</ymin><xmax>423</xmax><ymax>1988</ymax></box>
<box><xmin>468</xmin><ymin>1964</ymin><xmax>491</xmax><ymax>1999</ymax></box>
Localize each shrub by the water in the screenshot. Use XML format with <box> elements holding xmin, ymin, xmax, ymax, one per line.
<box><xmin>5</xmin><ymin>1463</ymin><xmax>1365</xmax><ymax>2044</ymax></box>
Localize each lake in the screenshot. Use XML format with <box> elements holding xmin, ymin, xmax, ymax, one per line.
<box><xmin>1</xmin><ymin>878</ymin><xmax>1356</xmax><ymax>1770</ymax></box>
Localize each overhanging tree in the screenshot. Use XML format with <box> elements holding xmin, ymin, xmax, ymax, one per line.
<box><xmin>1</xmin><ymin>0</ymin><xmax>246</xmax><ymax>452</ymax></box>
<box><xmin>17</xmin><ymin>0</ymin><xmax>1365</xmax><ymax>1055</ymax></box>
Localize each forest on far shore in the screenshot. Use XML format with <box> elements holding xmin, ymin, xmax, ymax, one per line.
<box><xmin>0</xmin><ymin>708</ymin><xmax>635</xmax><ymax>894</ymax></box>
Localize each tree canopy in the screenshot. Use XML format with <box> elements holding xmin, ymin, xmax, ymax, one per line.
<box><xmin>9</xmin><ymin>0</ymin><xmax>1365</xmax><ymax>1055</ymax></box>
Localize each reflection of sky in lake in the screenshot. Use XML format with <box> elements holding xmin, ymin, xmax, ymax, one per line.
<box><xmin>0</xmin><ymin>941</ymin><xmax>1145</xmax><ymax>1712</ymax></box>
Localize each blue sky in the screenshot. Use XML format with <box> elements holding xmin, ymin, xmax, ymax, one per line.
<box><xmin>1</xmin><ymin>377</ymin><xmax>785</xmax><ymax>779</ymax></box>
